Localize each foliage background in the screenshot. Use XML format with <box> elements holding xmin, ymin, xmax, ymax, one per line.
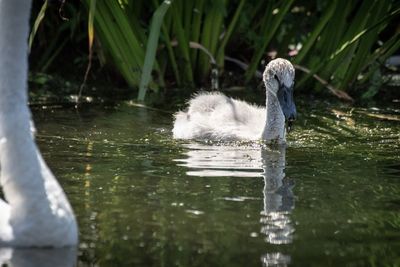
<box><xmin>29</xmin><ymin>0</ymin><xmax>400</xmax><ymax>104</ymax></box>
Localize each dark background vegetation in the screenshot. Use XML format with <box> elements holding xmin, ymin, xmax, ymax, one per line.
<box><xmin>28</xmin><ymin>0</ymin><xmax>400</xmax><ymax>107</ymax></box>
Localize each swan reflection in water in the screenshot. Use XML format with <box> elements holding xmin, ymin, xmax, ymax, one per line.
<box><xmin>260</xmin><ymin>146</ymin><xmax>294</xmax><ymax>245</ymax></box>
<box><xmin>0</xmin><ymin>247</ymin><xmax>77</xmax><ymax>267</ymax></box>
<box><xmin>175</xmin><ymin>143</ymin><xmax>294</xmax><ymax>266</ymax></box>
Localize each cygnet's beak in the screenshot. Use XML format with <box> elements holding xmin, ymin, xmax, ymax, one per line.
<box><xmin>277</xmin><ymin>84</ymin><xmax>296</xmax><ymax>133</ymax></box>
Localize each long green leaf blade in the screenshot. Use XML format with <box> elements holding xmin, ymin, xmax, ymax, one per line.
<box><xmin>28</xmin><ymin>0</ymin><xmax>48</xmax><ymax>52</ymax></box>
<box><xmin>138</xmin><ymin>0</ymin><xmax>173</xmax><ymax>101</ymax></box>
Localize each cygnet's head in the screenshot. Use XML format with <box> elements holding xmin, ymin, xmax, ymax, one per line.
<box><xmin>263</xmin><ymin>58</ymin><xmax>297</xmax><ymax>131</ymax></box>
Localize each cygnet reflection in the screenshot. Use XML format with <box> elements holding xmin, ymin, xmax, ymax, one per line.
<box><xmin>174</xmin><ymin>143</ymin><xmax>263</xmax><ymax>177</ymax></box>
<box><xmin>0</xmin><ymin>247</ymin><xmax>77</xmax><ymax>267</ymax></box>
<box><xmin>260</xmin><ymin>146</ymin><xmax>294</xmax><ymax>245</ymax></box>
<box><xmin>176</xmin><ymin>142</ymin><xmax>294</xmax><ymax>266</ymax></box>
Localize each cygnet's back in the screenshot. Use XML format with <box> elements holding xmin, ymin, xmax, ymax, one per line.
<box><xmin>173</xmin><ymin>92</ymin><xmax>265</xmax><ymax>141</ymax></box>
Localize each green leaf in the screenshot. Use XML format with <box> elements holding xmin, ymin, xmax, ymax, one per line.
<box><xmin>138</xmin><ymin>0</ymin><xmax>173</xmax><ymax>101</ymax></box>
<box><xmin>29</xmin><ymin>0</ymin><xmax>48</xmax><ymax>52</ymax></box>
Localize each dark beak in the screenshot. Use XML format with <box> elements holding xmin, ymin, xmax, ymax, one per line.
<box><xmin>277</xmin><ymin>84</ymin><xmax>296</xmax><ymax>133</ymax></box>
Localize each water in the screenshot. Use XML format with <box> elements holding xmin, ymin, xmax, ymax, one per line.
<box><xmin>15</xmin><ymin>102</ymin><xmax>400</xmax><ymax>266</ymax></box>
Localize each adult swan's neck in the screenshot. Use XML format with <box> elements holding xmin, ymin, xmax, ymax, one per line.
<box><xmin>0</xmin><ymin>0</ymin><xmax>78</xmax><ymax>247</ymax></box>
<box><xmin>261</xmin><ymin>90</ymin><xmax>286</xmax><ymax>144</ymax></box>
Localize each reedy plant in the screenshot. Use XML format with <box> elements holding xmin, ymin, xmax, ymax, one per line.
<box><xmin>30</xmin><ymin>0</ymin><xmax>400</xmax><ymax>101</ymax></box>
<box><xmin>293</xmin><ymin>0</ymin><xmax>400</xmax><ymax>96</ymax></box>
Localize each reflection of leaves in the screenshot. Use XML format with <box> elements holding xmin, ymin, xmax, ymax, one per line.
<box><xmin>357</xmin><ymin>111</ymin><xmax>400</xmax><ymax>122</ymax></box>
<box><xmin>331</xmin><ymin>105</ymin><xmax>400</xmax><ymax>123</ymax></box>
<box><xmin>331</xmin><ymin>109</ymin><xmax>355</xmax><ymax>126</ymax></box>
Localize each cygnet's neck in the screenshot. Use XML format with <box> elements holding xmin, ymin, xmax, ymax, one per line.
<box><xmin>261</xmin><ymin>90</ymin><xmax>286</xmax><ymax>143</ymax></box>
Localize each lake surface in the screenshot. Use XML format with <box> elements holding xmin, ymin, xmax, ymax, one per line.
<box><xmin>27</xmin><ymin>101</ymin><xmax>400</xmax><ymax>266</ymax></box>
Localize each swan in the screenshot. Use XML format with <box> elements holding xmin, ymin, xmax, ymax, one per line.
<box><xmin>0</xmin><ymin>0</ymin><xmax>78</xmax><ymax>247</ymax></box>
<box><xmin>173</xmin><ymin>58</ymin><xmax>296</xmax><ymax>143</ymax></box>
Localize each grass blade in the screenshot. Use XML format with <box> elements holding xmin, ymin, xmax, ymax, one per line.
<box><xmin>138</xmin><ymin>0</ymin><xmax>173</xmax><ymax>101</ymax></box>
<box><xmin>29</xmin><ymin>0</ymin><xmax>48</xmax><ymax>52</ymax></box>
<box><xmin>171</xmin><ymin>1</ymin><xmax>194</xmax><ymax>84</ymax></box>
<box><xmin>216</xmin><ymin>0</ymin><xmax>245</xmax><ymax>66</ymax></box>
<box><xmin>294</xmin><ymin>0</ymin><xmax>337</xmax><ymax>64</ymax></box>
<box><xmin>245</xmin><ymin>0</ymin><xmax>295</xmax><ymax>82</ymax></box>
<box><xmin>77</xmin><ymin>0</ymin><xmax>97</xmax><ymax>105</ymax></box>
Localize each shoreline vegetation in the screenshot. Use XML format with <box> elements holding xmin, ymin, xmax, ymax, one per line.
<box><xmin>28</xmin><ymin>0</ymin><xmax>400</xmax><ymax>106</ymax></box>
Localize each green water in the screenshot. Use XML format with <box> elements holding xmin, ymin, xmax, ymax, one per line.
<box><xmin>32</xmin><ymin>102</ymin><xmax>400</xmax><ymax>266</ymax></box>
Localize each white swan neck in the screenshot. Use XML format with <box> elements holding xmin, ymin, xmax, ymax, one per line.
<box><xmin>261</xmin><ymin>90</ymin><xmax>286</xmax><ymax>143</ymax></box>
<box><xmin>0</xmin><ymin>0</ymin><xmax>30</xmax><ymax>111</ymax></box>
<box><xmin>0</xmin><ymin>0</ymin><xmax>41</xmax><ymax>206</ymax></box>
<box><xmin>0</xmin><ymin>0</ymin><xmax>78</xmax><ymax>247</ymax></box>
